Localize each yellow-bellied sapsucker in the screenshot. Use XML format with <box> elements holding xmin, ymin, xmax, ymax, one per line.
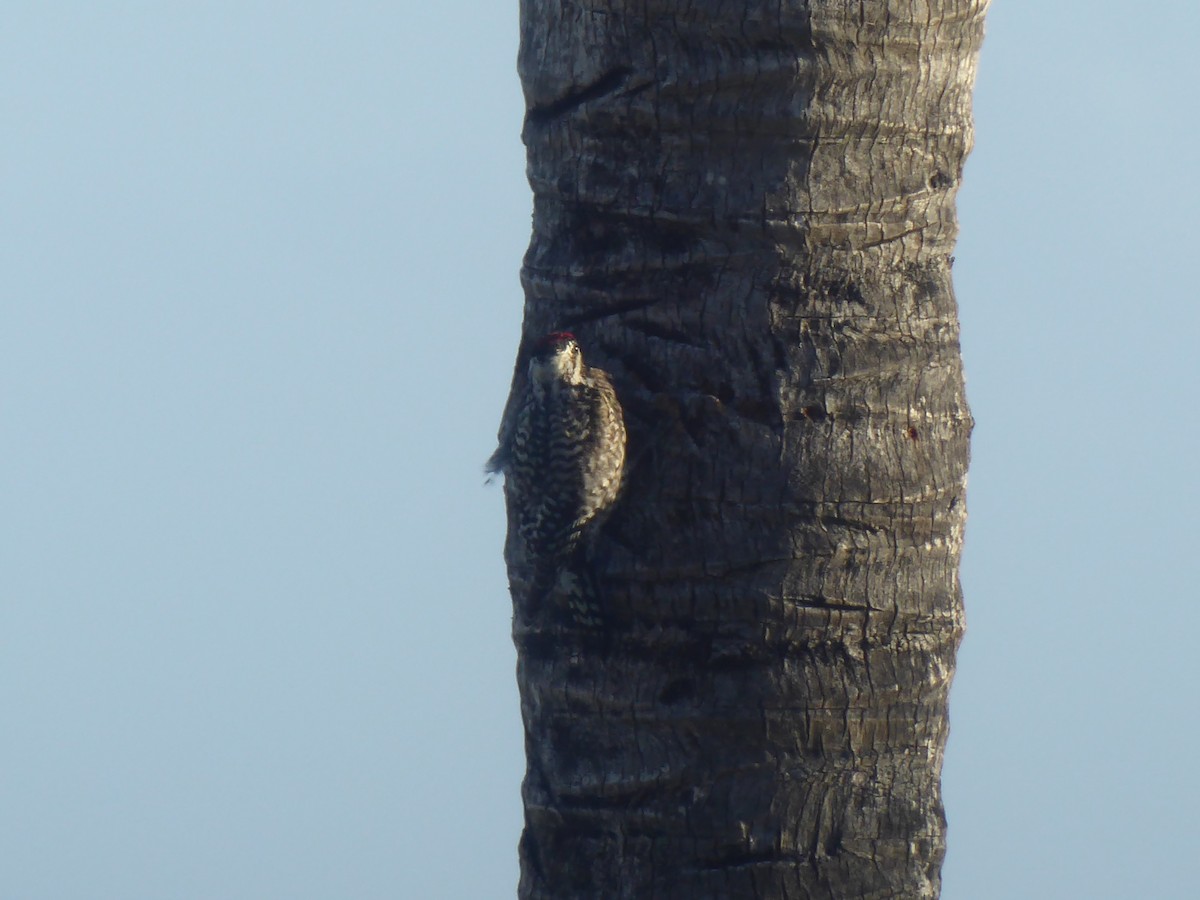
<box><xmin>487</xmin><ymin>332</ymin><xmax>626</xmax><ymax>623</ymax></box>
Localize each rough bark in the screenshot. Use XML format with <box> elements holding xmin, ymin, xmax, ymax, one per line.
<box><xmin>503</xmin><ymin>1</ymin><xmax>985</xmax><ymax>897</ymax></box>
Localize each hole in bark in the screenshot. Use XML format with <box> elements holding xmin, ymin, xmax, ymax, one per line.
<box><xmin>822</xmin><ymin>277</ymin><xmax>865</xmax><ymax>306</ymax></box>
<box><xmin>525</xmin><ymin>66</ymin><xmax>634</xmax><ymax>126</ymax></box>
<box><xmin>624</xmin><ymin>318</ymin><xmax>703</xmax><ymax>348</ymax></box>
<box><xmin>654</xmin><ymin>223</ymin><xmax>697</xmax><ymax>256</ymax></box>
<box><xmin>518</xmin><ymin>831</ymin><xmax>546</xmax><ymax>882</ymax></box>
<box><xmin>658</xmin><ymin>678</ymin><xmax>695</xmax><ymax>704</ymax></box>
<box><xmin>516</xmin><ymin>630</ymin><xmax>558</xmax><ymax>660</ymax></box>
<box><xmin>618</xmin><ymin>352</ymin><xmax>666</xmax><ymax>395</ymax></box>
<box><xmin>801</xmin><ymin>404</ymin><xmax>827</xmax><ymax>422</ymax></box>
<box><xmin>573</xmin><ymin>222</ymin><xmax>625</xmax><ymax>257</ymax></box>
<box><xmin>734</xmin><ymin>397</ymin><xmax>779</xmax><ymax>428</ymax></box>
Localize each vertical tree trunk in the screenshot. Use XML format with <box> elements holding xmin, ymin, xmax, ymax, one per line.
<box><xmin>506</xmin><ymin>1</ymin><xmax>985</xmax><ymax>897</ymax></box>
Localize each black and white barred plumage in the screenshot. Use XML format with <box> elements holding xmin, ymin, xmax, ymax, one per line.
<box><xmin>487</xmin><ymin>332</ymin><xmax>626</xmax><ymax>608</ymax></box>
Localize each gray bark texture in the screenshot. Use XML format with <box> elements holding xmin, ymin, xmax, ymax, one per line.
<box><xmin>502</xmin><ymin>1</ymin><xmax>985</xmax><ymax>897</ymax></box>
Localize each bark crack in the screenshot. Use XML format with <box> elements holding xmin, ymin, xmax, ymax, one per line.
<box><xmin>525</xmin><ymin>66</ymin><xmax>636</xmax><ymax>127</ymax></box>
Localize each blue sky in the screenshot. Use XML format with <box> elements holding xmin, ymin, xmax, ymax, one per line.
<box><xmin>3</xmin><ymin>3</ymin><xmax>1197</xmax><ymax>898</ymax></box>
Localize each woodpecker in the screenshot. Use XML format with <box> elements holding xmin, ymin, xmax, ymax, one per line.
<box><xmin>487</xmin><ymin>332</ymin><xmax>626</xmax><ymax>609</ymax></box>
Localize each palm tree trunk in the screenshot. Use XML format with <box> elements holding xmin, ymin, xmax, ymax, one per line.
<box><xmin>506</xmin><ymin>1</ymin><xmax>986</xmax><ymax>896</ymax></box>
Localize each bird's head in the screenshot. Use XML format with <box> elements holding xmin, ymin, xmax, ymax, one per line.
<box><xmin>529</xmin><ymin>331</ymin><xmax>584</xmax><ymax>384</ymax></box>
